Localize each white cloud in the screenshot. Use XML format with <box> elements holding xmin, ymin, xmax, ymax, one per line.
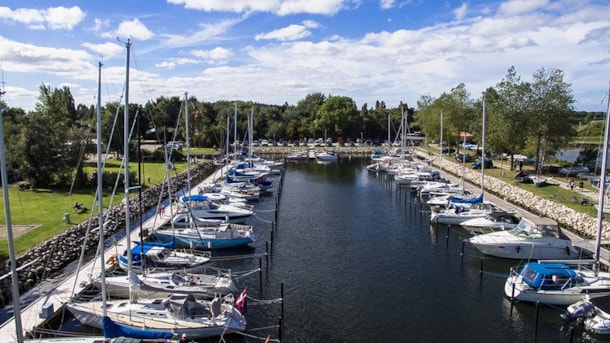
<box><xmin>0</xmin><ymin>6</ymin><xmax>85</xmax><ymax>30</ymax></box>
<box><xmin>454</xmin><ymin>3</ymin><xmax>468</xmax><ymax>21</ymax></box>
<box><xmin>116</xmin><ymin>19</ymin><xmax>154</xmax><ymax>41</ymax></box>
<box><xmin>380</xmin><ymin>0</ymin><xmax>395</xmax><ymax>10</ymax></box>
<box><xmin>191</xmin><ymin>47</ymin><xmax>233</xmax><ymax>60</ymax></box>
<box><xmin>167</xmin><ymin>0</ymin><xmax>355</xmax><ymax>15</ymax></box>
<box><xmin>498</xmin><ymin>0</ymin><xmax>550</xmax><ymax>16</ymax></box>
<box><xmin>81</xmin><ymin>42</ymin><xmax>124</xmax><ymax>59</ymax></box>
<box><xmin>0</xmin><ymin>36</ymin><xmax>95</xmax><ymax>77</ymax></box>
<box><xmin>158</xmin><ymin>17</ymin><xmax>244</xmax><ymax>50</ymax></box>
<box><xmin>156</xmin><ymin>58</ymin><xmax>201</xmax><ymax>69</ymax></box>
<box><xmin>102</xmin><ymin>18</ymin><xmax>154</xmax><ymax>41</ymax></box>
<box><xmin>255</xmin><ymin>24</ymin><xmax>313</xmax><ymax>41</ymax></box>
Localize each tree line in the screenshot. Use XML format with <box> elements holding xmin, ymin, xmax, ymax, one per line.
<box><xmin>0</xmin><ymin>65</ymin><xmax>603</xmax><ymax>187</ymax></box>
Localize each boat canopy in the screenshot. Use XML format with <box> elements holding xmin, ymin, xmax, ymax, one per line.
<box><xmin>102</xmin><ymin>316</ymin><xmax>173</xmax><ymax>339</ymax></box>
<box><xmin>521</xmin><ymin>263</ymin><xmax>578</xmax><ymax>289</ymax></box>
<box><xmin>449</xmin><ymin>193</ymin><xmax>483</xmax><ymax>204</ymax></box>
<box><xmin>182</xmin><ymin>195</ymin><xmax>208</xmax><ymax>202</ymax></box>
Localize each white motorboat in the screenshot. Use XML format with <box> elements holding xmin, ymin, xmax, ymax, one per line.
<box><xmin>469</xmin><ymin>217</ymin><xmax>579</xmax><ymax>259</ymax></box>
<box><xmin>504</xmin><ymin>262</ymin><xmax>610</xmax><ymax>306</ymax></box>
<box><xmin>418</xmin><ymin>182</ymin><xmax>466</xmax><ymax>197</ymax></box>
<box><xmin>430</xmin><ymin>202</ymin><xmax>498</xmax><ymax>225</ymax></box>
<box><xmin>316</xmin><ymin>150</ymin><xmax>339</xmax><ymax>161</ymax></box>
<box><xmin>460</xmin><ymin>211</ymin><xmax>520</xmax><ymax>235</ymax></box>
<box><xmin>286</xmin><ymin>151</ymin><xmax>308</xmax><ymax>161</ymax></box>
<box><xmin>564</xmin><ymin>295</ymin><xmax>610</xmax><ymax>334</ymax></box>
<box><xmin>180</xmin><ymin>194</ymin><xmax>253</xmax><ymax>223</ymax></box>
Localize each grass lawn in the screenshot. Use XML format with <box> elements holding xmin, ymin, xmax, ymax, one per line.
<box><xmin>0</xmin><ymin>159</ymin><xmax>190</xmax><ymax>259</ymax></box>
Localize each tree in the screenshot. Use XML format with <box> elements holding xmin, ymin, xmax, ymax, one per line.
<box><xmin>13</xmin><ymin>85</ymin><xmax>90</xmax><ymax>187</ymax></box>
<box><xmin>528</xmin><ymin>67</ymin><xmax>577</xmax><ymax>172</ymax></box>
<box><xmin>316</xmin><ymin>96</ymin><xmax>358</xmax><ymax>139</ymax></box>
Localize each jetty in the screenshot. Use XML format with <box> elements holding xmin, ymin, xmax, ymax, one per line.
<box><xmin>0</xmin><ymin>167</ymin><xmax>227</xmax><ymax>342</ymax></box>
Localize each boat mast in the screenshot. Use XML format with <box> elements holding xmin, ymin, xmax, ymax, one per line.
<box><xmin>439</xmin><ymin>110</ymin><xmax>443</xmax><ymax>174</ymax></box>
<box><xmin>122</xmin><ymin>39</ymin><xmax>134</xmax><ymax>302</ymax></box>
<box><xmin>0</xmin><ymin>70</ymin><xmax>24</xmax><ymax>343</ymax></box>
<box><xmin>95</xmin><ymin>61</ymin><xmax>107</xmax><ymax>317</ymax></box>
<box><xmin>185</xmin><ymin>92</ymin><xmax>191</xmax><ymax>196</ymax></box>
<box><xmin>594</xmin><ymin>81</ymin><xmax>610</xmax><ymax>274</ymax></box>
<box><xmin>233</xmin><ymin>104</ymin><xmax>238</xmax><ymax>161</ymax></box>
<box><xmin>481</xmin><ymin>91</ymin><xmax>486</xmax><ymax>196</ymax></box>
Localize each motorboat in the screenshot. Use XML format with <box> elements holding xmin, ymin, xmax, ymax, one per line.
<box><xmin>316</xmin><ymin>150</ymin><xmax>339</xmax><ymax>161</ymax></box>
<box><xmin>460</xmin><ymin>211</ymin><xmax>520</xmax><ymax>235</ymax></box>
<box><xmin>151</xmin><ymin>222</ymin><xmax>256</xmax><ymax>249</ymax></box>
<box><xmin>66</xmin><ymin>292</ymin><xmax>247</xmax><ymax>339</ymax></box>
<box><xmin>285</xmin><ymin>151</ymin><xmax>308</xmax><ymax>161</ymax></box>
<box><xmin>564</xmin><ymin>294</ymin><xmax>610</xmax><ymax>334</ymax></box>
<box><xmin>430</xmin><ymin>202</ymin><xmax>498</xmax><ymax>225</ymax></box>
<box><xmin>180</xmin><ymin>195</ymin><xmax>253</xmax><ymax>223</ymax></box>
<box><xmin>469</xmin><ymin>217</ymin><xmax>579</xmax><ymax>259</ymax></box>
<box><xmin>90</xmin><ymin>267</ymin><xmax>234</xmax><ymax>299</ymax></box>
<box><xmin>504</xmin><ymin>262</ymin><xmax>610</xmax><ymax>306</ymax></box>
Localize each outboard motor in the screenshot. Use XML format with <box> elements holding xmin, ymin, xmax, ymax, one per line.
<box><xmin>561</xmin><ymin>301</ymin><xmax>596</xmax><ymax>322</ymax></box>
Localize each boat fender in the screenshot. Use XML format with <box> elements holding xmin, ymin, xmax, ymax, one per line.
<box><xmin>515</xmin><ymin>246</ymin><xmax>520</xmax><ymax>253</ymax></box>
<box><xmin>106</xmin><ymin>253</ymin><xmax>118</xmax><ymax>265</ymax></box>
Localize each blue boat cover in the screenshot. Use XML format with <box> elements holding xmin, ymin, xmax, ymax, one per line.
<box><xmin>521</xmin><ymin>262</ymin><xmax>578</xmax><ymax>289</ymax></box>
<box><xmin>103</xmin><ymin>316</ymin><xmax>173</xmax><ymax>339</ymax></box>
<box><xmin>182</xmin><ymin>194</ymin><xmax>208</xmax><ymax>202</ymax></box>
<box><xmin>449</xmin><ymin>194</ymin><xmax>483</xmax><ymax>204</ymax></box>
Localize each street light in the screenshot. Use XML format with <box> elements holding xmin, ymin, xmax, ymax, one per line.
<box><xmin>360</xmin><ymin>132</ymin><xmax>363</xmax><ymax>144</ymax></box>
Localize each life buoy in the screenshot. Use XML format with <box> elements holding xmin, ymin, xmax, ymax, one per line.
<box><xmin>106</xmin><ymin>253</ymin><xmax>118</xmax><ymax>265</ymax></box>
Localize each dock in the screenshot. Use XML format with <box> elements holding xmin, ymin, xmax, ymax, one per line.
<box><xmin>0</xmin><ymin>166</ymin><xmax>227</xmax><ymax>342</ymax></box>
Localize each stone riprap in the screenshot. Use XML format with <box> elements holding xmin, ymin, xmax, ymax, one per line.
<box><xmin>431</xmin><ymin>155</ymin><xmax>608</xmax><ymax>240</ymax></box>
<box><xmin>0</xmin><ymin>161</ymin><xmax>217</xmax><ymax>307</ymax></box>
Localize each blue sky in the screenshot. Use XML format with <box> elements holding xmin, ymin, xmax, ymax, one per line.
<box><xmin>0</xmin><ymin>0</ymin><xmax>609</xmax><ymax>113</ymax></box>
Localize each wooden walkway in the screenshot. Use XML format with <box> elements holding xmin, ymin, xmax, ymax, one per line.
<box><xmin>0</xmin><ymin>166</ymin><xmax>226</xmax><ymax>342</ymax></box>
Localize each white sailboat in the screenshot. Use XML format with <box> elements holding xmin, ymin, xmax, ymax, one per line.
<box><xmin>429</xmin><ymin>94</ymin><xmax>495</xmax><ymax>224</ymax></box>
<box><xmin>66</xmin><ymin>40</ymin><xmax>247</xmax><ymax>340</ymax></box>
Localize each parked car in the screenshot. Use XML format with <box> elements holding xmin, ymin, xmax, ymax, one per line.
<box><xmin>455</xmin><ymin>153</ymin><xmax>474</xmax><ymax>162</ymax></box>
<box><xmin>472</xmin><ymin>159</ymin><xmax>494</xmax><ymax>169</ymax></box>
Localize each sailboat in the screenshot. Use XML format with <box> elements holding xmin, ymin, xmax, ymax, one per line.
<box><xmin>429</xmin><ymin>93</ymin><xmax>494</xmax><ymax>224</ymax></box>
<box><xmin>66</xmin><ymin>40</ymin><xmax>247</xmax><ymax>340</ymax></box>
<box><xmin>504</xmin><ymin>84</ymin><xmax>610</xmax><ymax>306</ymax></box>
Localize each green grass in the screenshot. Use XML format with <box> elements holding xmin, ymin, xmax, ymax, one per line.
<box><xmin>0</xmin><ymin>159</ymin><xmax>190</xmax><ymax>259</ymax></box>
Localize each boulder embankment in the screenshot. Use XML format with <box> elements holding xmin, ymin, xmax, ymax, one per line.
<box><xmin>425</xmin><ymin>152</ymin><xmax>610</xmax><ymax>240</ymax></box>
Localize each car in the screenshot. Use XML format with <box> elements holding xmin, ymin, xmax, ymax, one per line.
<box><xmin>472</xmin><ymin>159</ymin><xmax>494</xmax><ymax>169</ymax></box>
<box><xmin>260</xmin><ymin>139</ymin><xmax>269</xmax><ymax>146</ymax></box>
<box><xmin>455</xmin><ymin>153</ymin><xmax>474</xmax><ymax>162</ymax></box>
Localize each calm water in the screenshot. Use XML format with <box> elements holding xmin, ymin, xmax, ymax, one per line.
<box><xmin>49</xmin><ymin>157</ymin><xmax>610</xmax><ymax>342</ymax></box>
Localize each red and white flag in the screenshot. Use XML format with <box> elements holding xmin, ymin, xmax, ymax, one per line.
<box><xmin>236</xmin><ymin>287</ymin><xmax>247</xmax><ymax>314</ymax></box>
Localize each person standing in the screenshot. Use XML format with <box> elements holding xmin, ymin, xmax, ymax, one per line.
<box><xmin>579</xmin><ymin>179</ymin><xmax>584</xmax><ymax>191</ymax></box>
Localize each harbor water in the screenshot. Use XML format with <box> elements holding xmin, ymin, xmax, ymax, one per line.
<box><xmin>40</xmin><ymin>157</ymin><xmax>610</xmax><ymax>342</ymax></box>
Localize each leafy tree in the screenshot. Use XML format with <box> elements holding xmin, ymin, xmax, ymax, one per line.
<box><xmin>528</xmin><ymin>67</ymin><xmax>577</xmax><ymax>172</ymax></box>
<box><xmin>12</xmin><ymin>85</ymin><xmax>90</xmax><ymax>187</ymax></box>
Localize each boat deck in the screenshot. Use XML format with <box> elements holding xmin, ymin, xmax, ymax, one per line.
<box><xmin>0</xmin><ymin>167</ymin><xmax>226</xmax><ymax>342</ymax></box>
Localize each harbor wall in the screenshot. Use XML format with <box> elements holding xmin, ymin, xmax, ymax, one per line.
<box><xmin>428</xmin><ymin>154</ymin><xmax>610</xmax><ymax>240</ymax></box>
<box><xmin>0</xmin><ymin>161</ymin><xmax>218</xmax><ymax>307</ymax></box>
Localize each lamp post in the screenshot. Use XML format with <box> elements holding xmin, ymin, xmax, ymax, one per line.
<box><xmin>360</xmin><ymin>132</ymin><xmax>363</xmax><ymax>144</ymax></box>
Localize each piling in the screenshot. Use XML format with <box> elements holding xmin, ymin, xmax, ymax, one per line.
<box><xmin>534</xmin><ymin>301</ymin><xmax>540</xmax><ymax>342</ymax></box>
<box><xmin>259</xmin><ymin>257</ymin><xmax>263</xmax><ymax>290</ymax></box>
<box><xmin>479</xmin><ymin>258</ymin><xmax>484</xmax><ymax>288</ymax></box>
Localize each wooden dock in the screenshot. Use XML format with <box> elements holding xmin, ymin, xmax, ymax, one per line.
<box><xmin>0</xmin><ymin>167</ymin><xmax>226</xmax><ymax>342</ymax></box>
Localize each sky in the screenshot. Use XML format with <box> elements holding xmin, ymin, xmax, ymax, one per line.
<box><xmin>0</xmin><ymin>0</ymin><xmax>609</xmax><ymax>113</ymax></box>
